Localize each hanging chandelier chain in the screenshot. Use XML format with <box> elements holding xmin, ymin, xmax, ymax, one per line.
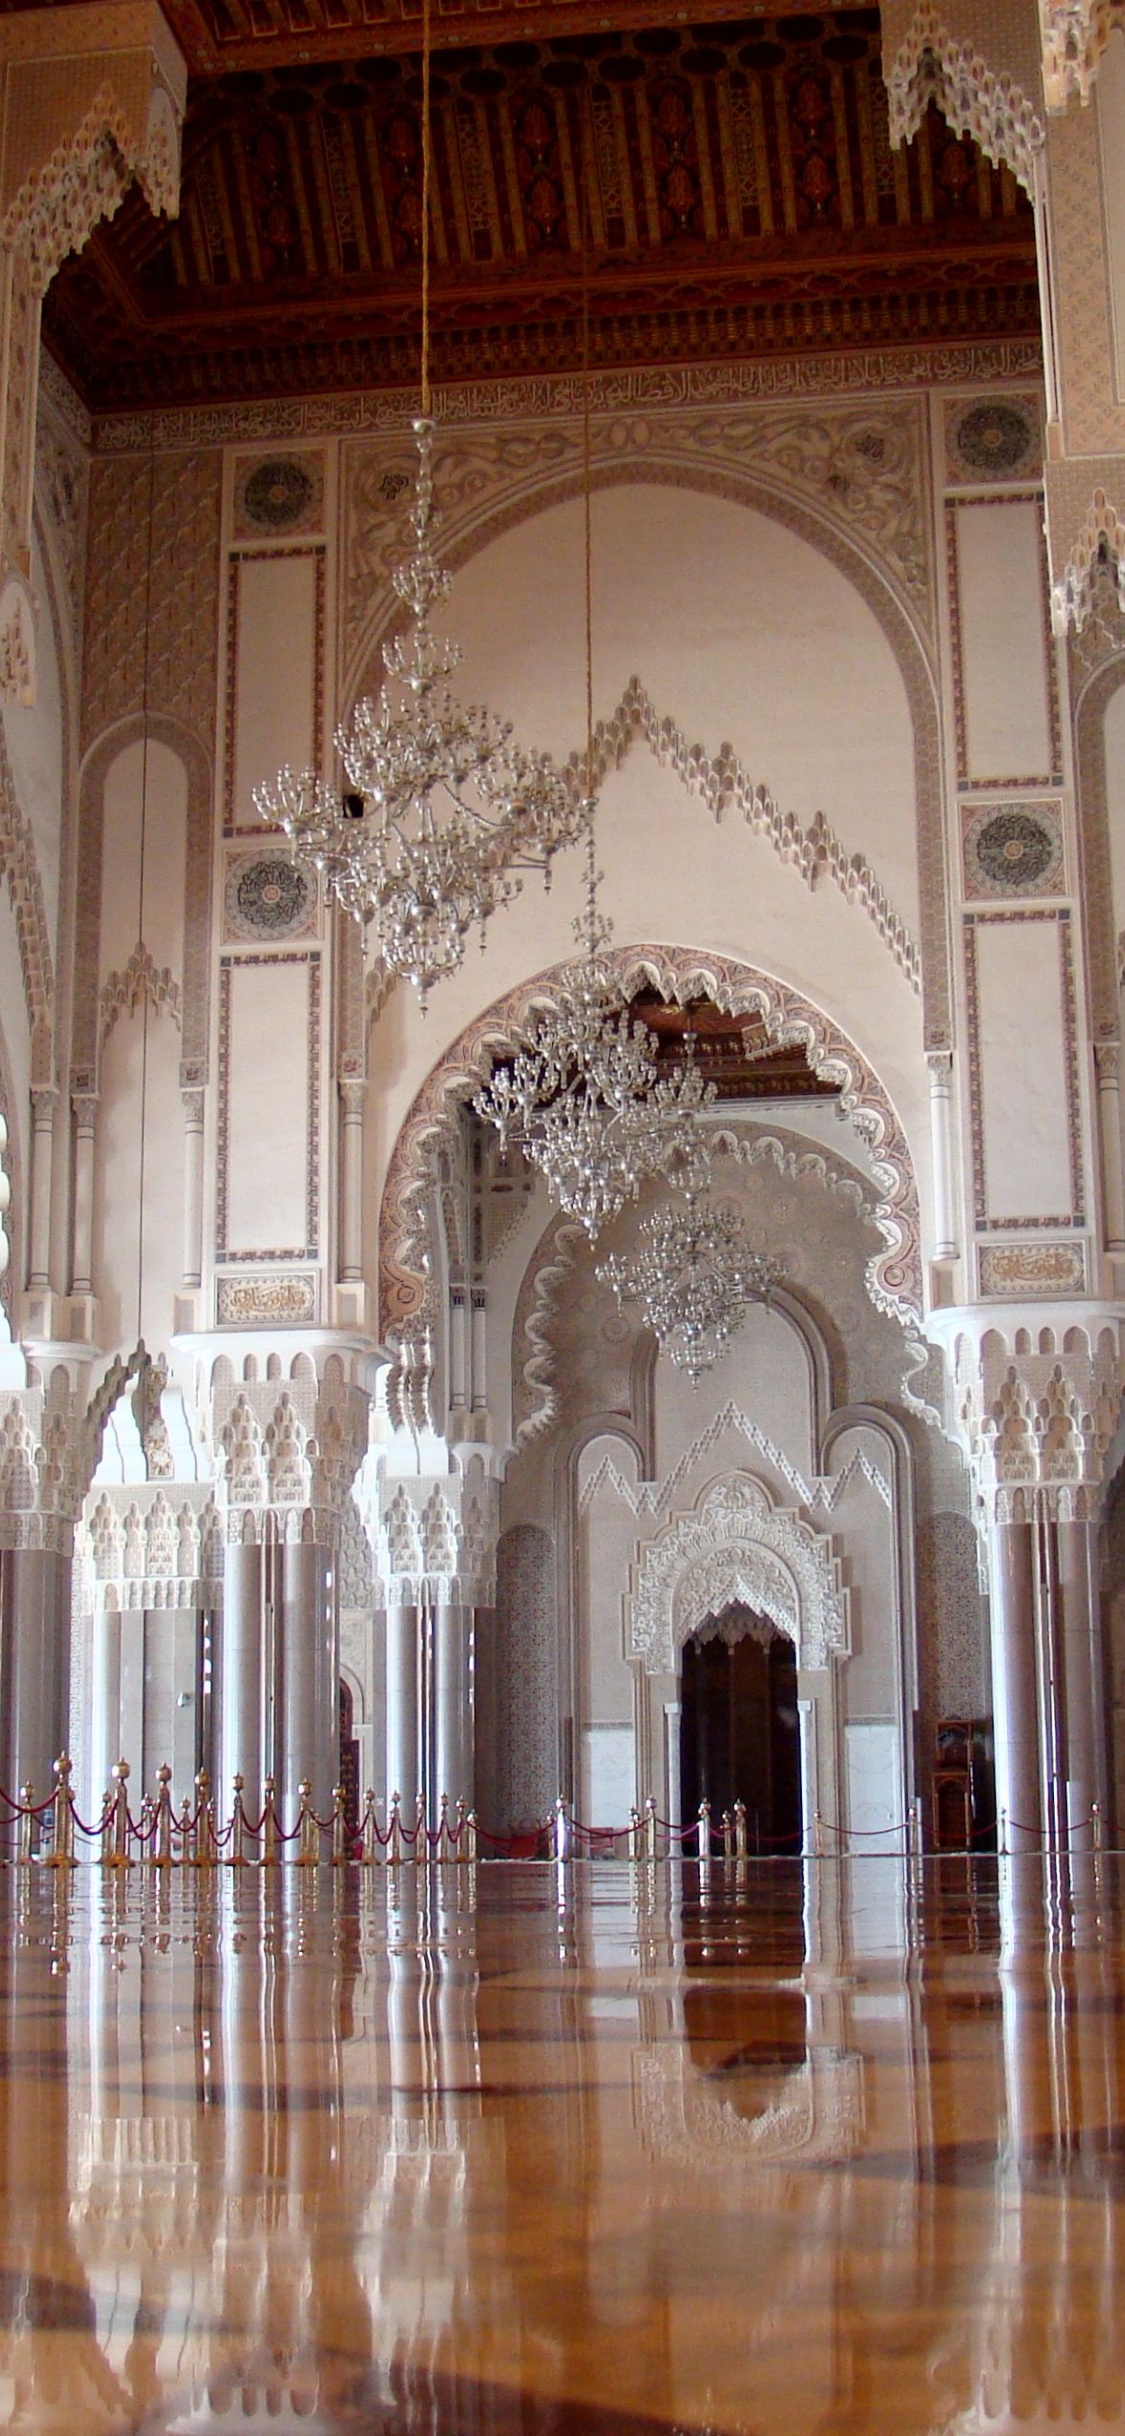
<box><xmin>420</xmin><ymin>0</ymin><xmax>432</xmax><ymax>419</ymax></box>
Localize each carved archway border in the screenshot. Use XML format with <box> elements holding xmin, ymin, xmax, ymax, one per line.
<box><xmin>1072</xmin><ymin>648</ymin><xmax>1125</xmax><ymax>1045</ymax></box>
<box><xmin>352</xmin><ymin>449</ymin><xmax>949</xmax><ymax>1049</ymax></box>
<box><xmin>378</xmin><ymin>944</ymin><xmax>923</xmax><ymax>1343</ymax></box>
<box><xmin>628</xmin><ymin>1472</ymin><xmax>850</xmax><ymax>1676</ymax></box>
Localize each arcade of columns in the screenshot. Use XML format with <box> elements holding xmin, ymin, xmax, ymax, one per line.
<box><xmin>2</xmin><ymin>0</ymin><xmax>1125</xmax><ymax>1846</ymax></box>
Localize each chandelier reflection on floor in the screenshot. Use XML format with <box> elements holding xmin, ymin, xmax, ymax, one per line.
<box><xmin>597</xmin><ymin>1186</ymin><xmax>780</xmax><ymax>1384</ymax></box>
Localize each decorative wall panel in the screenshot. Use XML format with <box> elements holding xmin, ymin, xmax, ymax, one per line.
<box><xmin>948</xmin><ymin>497</ymin><xmax>1060</xmax><ymax>786</ymax></box>
<box><xmin>964</xmin><ymin>910</ymin><xmax>1084</xmax><ymax>1231</ymax></box>
<box><xmin>216</xmin><ymin>1272</ymin><xmax>318</xmax><ymax>1326</ymax></box>
<box><xmin>960</xmin><ymin>800</ymin><xmax>1065</xmax><ymax>899</ymax></box>
<box><xmin>493</xmin><ymin>1523</ymin><xmax>558</xmax><ymax>1832</ymax></box>
<box><xmin>942</xmin><ymin>393</ymin><xmax>1042</xmax><ymax>487</ymax></box>
<box><xmin>223</xmin><ymin>850</ymin><xmax>317</xmax><ymax>943</ymax></box>
<box><xmin>222</xmin><ymin>546</ymin><xmax>325</xmax><ymax>833</ymax></box>
<box><xmin>978</xmin><ymin>1241</ymin><xmax>1088</xmax><ymax>1296</ymax></box>
<box><xmin>232</xmin><ymin>450</ymin><xmax>326</xmax><ymax>542</ymax></box>
<box><xmin>216</xmin><ymin>951</ymin><xmax>320</xmax><ymax>1262</ymax></box>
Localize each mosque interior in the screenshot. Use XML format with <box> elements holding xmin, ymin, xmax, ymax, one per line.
<box><xmin>0</xmin><ymin>0</ymin><xmax>1123</xmax><ymax>2422</ymax></box>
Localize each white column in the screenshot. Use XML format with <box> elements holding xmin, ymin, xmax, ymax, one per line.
<box><xmin>1</xmin><ymin>1547</ymin><xmax>70</xmax><ymax>1805</ymax></box>
<box><xmin>470</xmin><ymin>1287</ymin><xmax>487</xmax><ymax>1412</ymax></box>
<box><xmin>385</xmin><ymin>1601</ymin><xmax>419</xmax><ymax>1817</ymax></box>
<box><xmin>434</xmin><ymin>1599</ymin><xmax>472</xmax><ymax>1814</ymax></box>
<box><xmin>89</xmin><ymin>1607</ymin><xmax>122</xmax><ymax>1820</ymax></box>
<box><xmin>219</xmin><ymin>1537</ymin><xmax>263</xmax><ymax>1814</ymax></box>
<box><xmin>663</xmin><ymin>1699</ymin><xmax>681</xmax><ymax>1832</ymax></box>
<box><xmin>181</xmin><ymin>1089</ymin><xmax>205</xmax><ymax>1288</ymax></box>
<box><xmin>449</xmin><ymin>1287</ymin><xmax>468</xmax><ymax>1415</ymax></box>
<box><xmin>1095</xmin><ymin>1044</ymin><xmax>1125</xmax><ymax>1254</ymax></box>
<box><xmin>338</xmin><ymin>1079</ymin><xmax>365</xmax><ymax>1282</ymax></box>
<box><xmin>27</xmin><ymin>1087</ymin><xmax>55</xmax><ymax>1290</ymax></box>
<box><xmin>279</xmin><ymin>1538</ymin><xmax>337</xmax><ymax>1828</ymax></box>
<box><xmin>927</xmin><ymin>1051</ymin><xmax>957</xmax><ymax>1260</ymax></box>
<box><xmin>70</xmin><ymin>1094</ymin><xmax>97</xmax><ymax>1294</ymax></box>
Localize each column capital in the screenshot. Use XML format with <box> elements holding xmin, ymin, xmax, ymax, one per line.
<box><xmin>929</xmin><ymin>1302</ymin><xmax>1125</xmax><ymax>1518</ymax></box>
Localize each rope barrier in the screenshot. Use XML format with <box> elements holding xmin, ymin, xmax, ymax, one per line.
<box><xmin>3</xmin><ymin>1762</ymin><xmax>1114</xmax><ymax>1867</ymax></box>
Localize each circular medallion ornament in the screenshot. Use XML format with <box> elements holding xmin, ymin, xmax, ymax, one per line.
<box><xmin>241</xmin><ymin>456</ymin><xmax>317</xmax><ymax>531</ymax></box>
<box><xmin>953</xmin><ymin>400</ymin><xmax>1034</xmax><ymax>477</ymax></box>
<box><xmin>967</xmin><ymin>806</ymin><xmax>1061</xmax><ymax>897</ymax></box>
<box><xmin>226</xmin><ymin>853</ymin><xmax>313</xmax><ymax>939</ymax></box>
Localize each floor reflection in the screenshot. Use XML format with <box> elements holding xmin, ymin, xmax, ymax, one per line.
<box><xmin>0</xmin><ymin>1856</ymin><xmax>1123</xmax><ymax>2430</ymax></box>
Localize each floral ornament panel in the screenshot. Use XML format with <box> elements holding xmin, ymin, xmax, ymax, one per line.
<box><xmin>944</xmin><ymin>396</ymin><xmax>1042</xmax><ymax>487</ymax></box>
<box><xmin>962</xmin><ymin>803</ymin><xmax>1064</xmax><ymax>900</ymax></box>
<box><xmin>233</xmin><ymin>452</ymin><xmax>326</xmax><ymax>539</ymax></box>
<box><xmin>225</xmin><ymin>852</ymin><xmax>317</xmax><ymax>941</ymax></box>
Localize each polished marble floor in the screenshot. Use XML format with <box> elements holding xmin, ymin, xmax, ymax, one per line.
<box><xmin>0</xmin><ymin>1854</ymin><xmax>1123</xmax><ymax>2432</ymax></box>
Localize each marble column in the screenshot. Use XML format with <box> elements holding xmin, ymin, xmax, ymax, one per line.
<box><xmin>0</xmin><ymin>1546</ymin><xmax>70</xmax><ymax>1815</ymax></box>
<box><xmin>989</xmin><ymin>1519</ymin><xmax>1043</xmax><ymax>1851</ymax></box>
<box><xmin>927</xmin><ymin>1051</ymin><xmax>957</xmax><ymax>1260</ymax></box>
<box><xmin>219</xmin><ymin>1537</ymin><xmax>264</xmax><ymax>1818</ymax></box>
<box><xmin>70</xmin><ymin>1094</ymin><xmax>98</xmax><ymax>1296</ymax></box>
<box><xmin>1056</xmin><ymin>1513</ymin><xmax>1110</xmax><ymax>1846</ymax></box>
<box><xmin>26</xmin><ymin>1088</ymin><xmax>55</xmax><ymax>1291</ymax></box>
<box><xmin>385</xmin><ymin>1601</ymin><xmax>420</xmax><ymax>1819</ymax></box>
<box><xmin>338</xmin><ymin>1080</ymin><xmax>365</xmax><ymax>1283</ymax></box>
<box><xmin>279</xmin><ymin>1540</ymin><xmax>337</xmax><ymax>1830</ymax></box>
<box><xmin>181</xmin><ymin>1089</ymin><xmax>205</xmax><ymax>1289</ymax></box>
<box><xmin>433</xmin><ymin>1599</ymin><xmax>472</xmax><ymax>1819</ymax></box>
<box><xmin>89</xmin><ymin>1606</ymin><xmax>122</xmax><ymax>1821</ymax></box>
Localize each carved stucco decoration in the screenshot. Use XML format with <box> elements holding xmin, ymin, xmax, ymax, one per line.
<box><xmin>0</xmin><ymin>30</ymin><xmax>186</xmax><ymax>297</ymax></box>
<box><xmin>344</xmin><ymin>400</ymin><xmax>933</xmax><ymax>682</ymax></box>
<box><xmin>945</xmin><ymin>1315</ymin><xmax>1125</xmax><ymax>1519</ymax></box>
<box><xmin>1041</xmin><ymin>0</ymin><xmax>1125</xmax><ymax>106</ymax></box>
<box><xmin>512</xmin><ymin>1128</ymin><xmax>878</xmax><ymax>1450</ymax></box>
<box><xmin>0</xmin><ymin>711</ymin><xmax>52</xmax><ymax>1082</ymax></box>
<box><xmin>881</xmin><ymin>0</ymin><xmax>1046</xmax><ymax>193</ymax></box>
<box><xmin>1046</xmin><ymin>471</ymin><xmax>1125</xmax><ymax>635</ymax></box>
<box><xmin>628</xmin><ymin>1473</ymin><xmax>850</xmax><ymax>1677</ymax></box>
<box><xmin>99</xmin><ymin>941</ymin><xmax>181</xmax><ymax>1048</ymax></box>
<box><xmin>377</xmin><ymin>945</ymin><xmax>923</xmax><ymax>1345</ymax></box>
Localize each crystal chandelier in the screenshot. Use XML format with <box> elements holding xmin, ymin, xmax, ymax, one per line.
<box><xmin>473</xmin><ymin>898</ymin><xmax>715</xmax><ymax>1240</ymax></box>
<box><xmin>597</xmin><ymin>1189</ymin><xmax>780</xmax><ymax>1385</ymax></box>
<box><xmin>251</xmin><ymin>0</ymin><xmax>582</xmax><ymax>1007</ymax></box>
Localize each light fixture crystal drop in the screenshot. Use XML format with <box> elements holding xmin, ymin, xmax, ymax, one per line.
<box><xmin>253</xmin><ymin>419</ymin><xmax>585</xmax><ymax>1006</ymax></box>
<box><xmin>474</xmin><ymin>924</ymin><xmax>717</xmax><ymax>1239</ymax></box>
<box><xmin>597</xmin><ymin>1190</ymin><xmax>780</xmax><ymax>1384</ymax></box>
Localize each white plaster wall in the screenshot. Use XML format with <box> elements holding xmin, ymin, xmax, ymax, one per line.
<box><xmin>650</xmin><ymin>1297</ymin><xmax>816</xmax><ymax>1486</ymax></box>
<box><xmin>100</xmin><ymin>739</ymin><xmax>186</xmax><ymax>980</ymax></box>
<box><xmin>363</xmin><ymin>477</ymin><xmax>931</xmax><ymax>1297</ymax></box>
<box><xmin>92</xmin><ymin>1003</ymin><xmax>184</xmax><ymax>1350</ymax></box>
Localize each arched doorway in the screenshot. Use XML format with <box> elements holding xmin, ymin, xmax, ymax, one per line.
<box><xmin>339</xmin><ymin>1679</ymin><xmax>360</xmax><ymax>1833</ymax></box>
<box><xmin>680</xmin><ymin>1608</ymin><xmax>801</xmax><ymax>1854</ymax></box>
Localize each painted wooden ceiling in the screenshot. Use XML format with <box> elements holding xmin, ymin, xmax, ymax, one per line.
<box><xmin>35</xmin><ymin>2</ymin><xmax>1039</xmax><ymax>409</ymax></box>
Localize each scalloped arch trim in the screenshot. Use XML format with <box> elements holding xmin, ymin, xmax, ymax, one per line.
<box><xmin>378</xmin><ymin>944</ymin><xmax>922</xmax><ymax>1343</ymax></box>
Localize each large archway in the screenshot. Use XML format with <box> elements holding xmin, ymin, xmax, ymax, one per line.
<box><xmin>680</xmin><ymin>1604</ymin><xmax>802</xmax><ymax>1855</ymax></box>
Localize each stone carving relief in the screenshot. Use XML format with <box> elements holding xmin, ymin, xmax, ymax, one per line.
<box><xmin>575</xmin><ymin>679</ymin><xmax>920</xmax><ymax>991</ymax></box>
<box><xmin>215</xmin><ymin>1274</ymin><xmax>317</xmax><ymax>1328</ymax></box>
<box><xmin>881</xmin><ymin>0</ymin><xmax>1045</xmax><ymax>192</ymax></box>
<box><xmin>80</xmin><ymin>1486</ymin><xmax>222</xmax><ymax>1613</ymax></box>
<box><xmin>361</xmin><ymin>1466</ymin><xmax>499</xmax><ymax>1606</ymax></box>
<box><xmin>946</xmin><ymin>1317</ymin><xmax>1125</xmax><ymax>1519</ymax></box>
<box><xmin>207</xmin><ymin>1353</ymin><xmax>370</xmax><ymax>1541</ymax></box>
<box><xmin>1048</xmin><ymin>481</ymin><xmax>1125</xmax><ymax>636</ymax></box>
<box><xmin>629</xmin><ymin>1473</ymin><xmax>850</xmax><ymax>1676</ymax></box>
<box><xmin>0</xmin><ymin>65</ymin><xmax>184</xmax><ymax>295</ymax></box>
<box><xmin>99</xmin><ymin>943</ymin><xmax>182</xmax><ymax>1049</ymax></box>
<box><xmin>1041</xmin><ymin>0</ymin><xmax>1125</xmax><ymax>106</ymax></box>
<box><xmin>379</xmin><ymin>945</ymin><xmax>923</xmax><ymax>1344</ymax></box>
<box><xmin>345</xmin><ymin>400</ymin><xmax>931</xmax><ymax>676</ymax></box>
